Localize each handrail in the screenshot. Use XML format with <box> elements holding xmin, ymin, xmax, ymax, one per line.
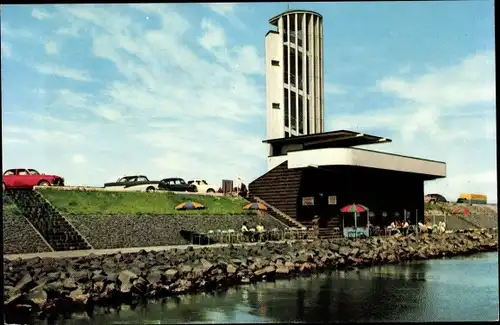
<box><xmin>254</xmin><ymin>196</ymin><xmax>304</xmax><ymax>228</ymax></box>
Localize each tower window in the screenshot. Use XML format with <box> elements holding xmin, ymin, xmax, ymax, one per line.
<box><xmin>271</xmin><ymin>60</ymin><xmax>279</xmax><ymax>66</ymax></box>
<box><xmin>272</xmin><ymin>103</ymin><xmax>280</xmax><ymax>109</ymax></box>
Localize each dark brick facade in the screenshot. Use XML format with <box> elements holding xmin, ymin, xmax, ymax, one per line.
<box><xmin>250</xmin><ymin>162</ymin><xmax>426</xmax><ymax>229</ymax></box>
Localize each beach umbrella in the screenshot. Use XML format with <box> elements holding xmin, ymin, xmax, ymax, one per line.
<box><xmin>175</xmin><ymin>201</ymin><xmax>205</xmax><ymax>210</ymax></box>
<box><xmin>243</xmin><ymin>202</ymin><xmax>268</xmax><ymax>211</ymax></box>
<box><xmin>340</xmin><ymin>203</ymin><xmax>368</xmax><ymax>213</ymax></box>
<box><xmin>340</xmin><ymin>203</ymin><xmax>370</xmax><ymax>238</ymax></box>
<box><xmin>452</xmin><ymin>207</ymin><xmax>470</xmax><ymax>216</ymax></box>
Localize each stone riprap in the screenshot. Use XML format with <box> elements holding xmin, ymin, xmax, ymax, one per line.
<box><xmin>3</xmin><ymin>229</ymin><xmax>497</xmax><ymax>318</ymax></box>
<box><xmin>66</xmin><ymin>214</ymin><xmax>285</xmax><ymax>249</ymax></box>
<box><xmin>2</xmin><ymin>214</ymin><xmax>52</xmax><ymax>254</ymax></box>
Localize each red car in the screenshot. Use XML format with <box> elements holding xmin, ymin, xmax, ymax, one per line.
<box><xmin>2</xmin><ymin>168</ymin><xmax>65</xmax><ymax>190</ymax></box>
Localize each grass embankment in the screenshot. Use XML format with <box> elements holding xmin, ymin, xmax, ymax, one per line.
<box><xmin>36</xmin><ymin>189</ymin><xmax>254</xmax><ymax>215</ymax></box>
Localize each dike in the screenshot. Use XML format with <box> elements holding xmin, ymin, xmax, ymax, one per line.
<box><xmin>3</xmin><ymin>228</ymin><xmax>498</xmax><ymax>320</ymax></box>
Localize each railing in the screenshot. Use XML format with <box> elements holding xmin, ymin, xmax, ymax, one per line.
<box><xmin>253</xmin><ymin>196</ymin><xmax>304</xmax><ymax>228</ymax></box>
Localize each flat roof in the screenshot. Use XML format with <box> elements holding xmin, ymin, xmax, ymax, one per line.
<box><xmin>284</xmin><ymin>147</ymin><xmax>447</xmax><ymax>180</ymax></box>
<box><xmin>263</xmin><ymin>130</ymin><xmax>392</xmax><ymax>148</ymax></box>
<box><xmin>269</xmin><ymin>10</ymin><xmax>323</xmax><ymax>26</ymax></box>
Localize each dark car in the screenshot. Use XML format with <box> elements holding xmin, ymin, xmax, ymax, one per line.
<box><xmin>158</xmin><ymin>178</ymin><xmax>195</xmax><ymax>192</ymax></box>
<box><xmin>424</xmin><ymin>193</ymin><xmax>447</xmax><ymax>204</ymax></box>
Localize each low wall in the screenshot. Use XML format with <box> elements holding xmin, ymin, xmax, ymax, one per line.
<box><xmin>3</xmin><ymin>229</ymin><xmax>497</xmax><ymax>319</ymax></box>
<box><xmin>34</xmin><ymin>186</ymin><xmax>225</xmax><ymax>196</ymax></box>
<box><xmin>66</xmin><ymin>214</ymin><xmax>285</xmax><ymax>249</ymax></box>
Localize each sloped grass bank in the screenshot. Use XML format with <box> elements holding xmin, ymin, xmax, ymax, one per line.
<box><xmin>37</xmin><ymin>189</ymin><xmax>254</xmax><ymax>216</ymax></box>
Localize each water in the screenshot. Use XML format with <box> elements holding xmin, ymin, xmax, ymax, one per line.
<box><xmin>26</xmin><ymin>252</ymin><xmax>499</xmax><ymax>324</ymax></box>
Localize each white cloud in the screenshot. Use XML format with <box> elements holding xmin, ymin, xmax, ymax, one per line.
<box><xmin>44</xmin><ymin>40</ymin><xmax>59</xmax><ymax>55</ymax></box>
<box><xmin>330</xmin><ymin>50</ymin><xmax>496</xmax><ymax>201</ymax></box>
<box><xmin>325</xmin><ymin>83</ymin><xmax>345</xmax><ymax>95</ymax></box>
<box><xmin>375</xmin><ymin>51</ymin><xmax>495</xmax><ymax>109</ymax></box>
<box><xmin>32</xmin><ymin>7</ymin><xmax>52</xmax><ymax>20</ymax></box>
<box><xmin>1</xmin><ymin>22</ymin><xmax>33</xmax><ymax>38</ymax></box>
<box><xmin>205</xmin><ymin>3</ymin><xmax>245</xmax><ymax>28</ymax></box>
<box><xmin>206</xmin><ymin>3</ymin><xmax>237</xmax><ymax>16</ymax></box>
<box><xmin>34</xmin><ymin>64</ymin><xmax>93</xmax><ymax>82</ymax></box>
<box><xmin>72</xmin><ymin>154</ymin><xmax>87</xmax><ymax>164</ymax></box>
<box><xmin>1</xmin><ymin>42</ymin><xmax>11</xmax><ymax>58</ymax></box>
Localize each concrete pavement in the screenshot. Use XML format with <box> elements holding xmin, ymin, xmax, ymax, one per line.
<box><xmin>4</xmin><ymin>240</ymin><xmax>306</xmax><ymax>261</ymax></box>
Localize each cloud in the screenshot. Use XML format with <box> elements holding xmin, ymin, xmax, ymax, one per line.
<box><xmin>205</xmin><ymin>3</ymin><xmax>245</xmax><ymax>28</ymax></box>
<box><xmin>329</xmin><ymin>50</ymin><xmax>496</xmax><ymax>202</ymax></box>
<box><xmin>331</xmin><ymin>51</ymin><xmax>496</xmax><ymax>143</ymax></box>
<box><xmin>1</xmin><ymin>5</ymin><xmax>268</xmax><ymax>185</ymax></box>
<box><xmin>199</xmin><ymin>19</ymin><xmax>264</xmax><ymax>75</ymax></box>
<box><xmin>32</xmin><ymin>7</ymin><xmax>52</xmax><ymax>20</ymax></box>
<box><xmin>1</xmin><ymin>22</ymin><xmax>33</xmax><ymax>38</ymax></box>
<box><xmin>72</xmin><ymin>154</ymin><xmax>87</xmax><ymax>164</ymax></box>
<box><xmin>34</xmin><ymin>64</ymin><xmax>93</xmax><ymax>81</ymax></box>
<box><xmin>44</xmin><ymin>40</ymin><xmax>59</xmax><ymax>55</ymax></box>
<box><xmin>206</xmin><ymin>3</ymin><xmax>237</xmax><ymax>17</ymax></box>
<box><xmin>375</xmin><ymin>51</ymin><xmax>495</xmax><ymax>109</ymax></box>
<box><xmin>325</xmin><ymin>83</ymin><xmax>345</xmax><ymax>95</ymax></box>
<box><xmin>1</xmin><ymin>42</ymin><xmax>11</xmax><ymax>58</ymax></box>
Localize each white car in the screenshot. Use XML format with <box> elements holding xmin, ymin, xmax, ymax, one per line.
<box><xmin>187</xmin><ymin>179</ymin><xmax>219</xmax><ymax>193</ymax></box>
<box><xmin>103</xmin><ymin>175</ymin><xmax>160</xmax><ymax>192</ymax></box>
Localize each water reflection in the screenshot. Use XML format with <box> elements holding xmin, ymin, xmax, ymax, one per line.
<box><xmin>25</xmin><ymin>253</ymin><xmax>498</xmax><ymax>324</ymax></box>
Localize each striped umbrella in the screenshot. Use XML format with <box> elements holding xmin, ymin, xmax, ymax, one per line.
<box><xmin>340</xmin><ymin>203</ymin><xmax>370</xmax><ymax>238</ymax></box>
<box><xmin>340</xmin><ymin>203</ymin><xmax>368</xmax><ymax>213</ymax></box>
<box><xmin>452</xmin><ymin>207</ymin><xmax>470</xmax><ymax>216</ymax></box>
<box><xmin>243</xmin><ymin>202</ymin><xmax>268</xmax><ymax>211</ymax></box>
<box><xmin>175</xmin><ymin>201</ymin><xmax>205</xmax><ymax>210</ymax></box>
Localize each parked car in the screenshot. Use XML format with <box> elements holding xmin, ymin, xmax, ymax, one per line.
<box><xmin>104</xmin><ymin>175</ymin><xmax>160</xmax><ymax>192</ymax></box>
<box><xmin>158</xmin><ymin>178</ymin><xmax>196</xmax><ymax>192</ymax></box>
<box><xmin>424</xmin><ymin>193</ymin><xmax>447</xmax><ymax>204</ymax></box>
<box><xmin>187</xmin><ymin>179</ymin><xmax>218</xmax><ymax>193</ymax></box>
<box><xmin>2</xmin><ymin>168</ymin><xmax>65</xmax><ymax>190</ymax></box>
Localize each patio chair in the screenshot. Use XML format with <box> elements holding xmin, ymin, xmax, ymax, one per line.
<box><xmin>227</xmin><ymin>229</ymin><xmax>238</xmax><ymax>243</ymax></box>
<box><xmin>299</xmin><ymin>227</ymin><xmax>307</xmax><ymax>239</ymax></box>
<box><xmin>282</xmin><ymin>227</ymin><xmax>291</xmax><ymax>240</ymax></box>
<box><xmin>221</xmin><ymin>230</ymin><xmax>229</xmax><ymax>243</ymax></box>
<box><xmin>289</xmin><ymin>227</ymin><xmax>299</xmax><ymax>240</ymax></box>
<box><xmin>269</xmin><ymin>228</ymin><xmax>280</xmax><ymax>241</ymax></box>
<box><xmin>207</xmin><ymin>230</ymin><xmax>215</xmax><ymax>244</ymax></box>
<box><xmin>216</xmin><ymin>229</ymin><xmax>222</xmax><ymax>242</ymax></box>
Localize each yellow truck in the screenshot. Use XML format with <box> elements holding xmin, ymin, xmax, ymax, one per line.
<box><xmin>457</xmin><ymin>193</ymin><xmax>487</xmax><ymax>205</ymax></box>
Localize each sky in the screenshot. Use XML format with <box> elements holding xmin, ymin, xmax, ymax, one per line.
<box><xmin>1</xmin><ymin>2</ymin><xmax>496</xmax><ymax>202</ymax></box>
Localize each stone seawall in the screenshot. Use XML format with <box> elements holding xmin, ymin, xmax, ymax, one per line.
<box><xmin>66</xmin><ymin>214</ymin><xmax>285</xmax><ymax>249</ymax></box>
<box><xmin>3</xmin><ymin>229</ymin><xmax>497</xmax><ymax>319</ymax></box>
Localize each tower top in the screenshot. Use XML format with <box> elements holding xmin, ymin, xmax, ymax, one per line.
<box><xmin>268</xmin><ymin>10</ymin><xmax>323</xmax><ymax>26</ymax></box>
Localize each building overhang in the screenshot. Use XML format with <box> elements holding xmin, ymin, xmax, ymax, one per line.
<box><xmin>270</xmin><ymin>147</ymin><xmax>446</xmax><ymax>180</ymax></box>
<box><xmin>264</xmin><ymin>130</ymin><xmax>392</xmax><ymax>156</ymax></box>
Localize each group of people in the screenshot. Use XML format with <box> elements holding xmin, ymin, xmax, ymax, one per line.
<box><xmin>241</xmin><ymin>222</ymin><xmax>267</xmax><ymax>242</ymax></box>
<box><xmin>418</xmin><ymin>221</ymin><xmax>447</xmax><ymax>234</ymax></box>
<box><xmin>387</xmin><ymin>219</ymin><xmax>410</xmax><ymax>235</ymax></box>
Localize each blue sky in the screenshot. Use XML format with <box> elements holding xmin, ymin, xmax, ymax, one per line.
<box><xmin>1</xmin><ymin>3</ymin><xmax>496</xmax><ymax>202</ymax></box>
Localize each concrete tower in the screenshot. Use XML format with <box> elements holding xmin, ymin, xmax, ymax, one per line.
<box><xmin>265</xmin><ymin>10</ymin><xmax>324</xmax><ymax>141</ymax></box>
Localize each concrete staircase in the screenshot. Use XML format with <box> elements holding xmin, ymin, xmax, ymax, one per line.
<box><xmin>5</xmin><ymin>190</ymin><xmax>93</xmax><ymax>251</ymax></box>
<box><xmin>253</xmin><ymin>196</ymin><xmax>305</xmax><ymax>229</ymax></box>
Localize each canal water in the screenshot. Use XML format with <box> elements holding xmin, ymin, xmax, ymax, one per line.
<box><xmin>24</xmin><ymin>252</ymin><xmax>499</xmax><ymax>324</ymax></box>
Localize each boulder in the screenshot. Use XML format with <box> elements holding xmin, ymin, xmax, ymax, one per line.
<box><xmin>15</xmin><ymin>273</ymin><xmax>35</xmax><ymax>292</ymax></box>
<box><xmin>339</xmin><ymin>246</ymin><xmax>350</xmax><ymax>256</ymax></box>
<box><xmin>226</xmin><ymin>264</ymin><xmax>237</xmax><ymax>274</ymax></box>
<box><xmin>63</xmin><ymin>278</ymin><xmax>78</xmax><ymax>291</ymax></box>
<box><xmin>118</xmin><ymin>270</ymin><xmax>138</xmax><ymax>285</ymax></box>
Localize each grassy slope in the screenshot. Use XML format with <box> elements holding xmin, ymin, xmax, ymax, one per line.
<box><xmin>3</xmin><ymin>202</ymin><xmax>21</xmax><ymax>216</ymax></box>
<box><xmin>37</xmin><ymin>189</ymin><xmax>255</xmax><ymax>216</ymax></box>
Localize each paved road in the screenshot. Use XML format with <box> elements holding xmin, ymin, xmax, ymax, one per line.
<box><xmin>4</xmin><ymin>240</ymin><xmax>306</xmax><ymax>261</ymax></box>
